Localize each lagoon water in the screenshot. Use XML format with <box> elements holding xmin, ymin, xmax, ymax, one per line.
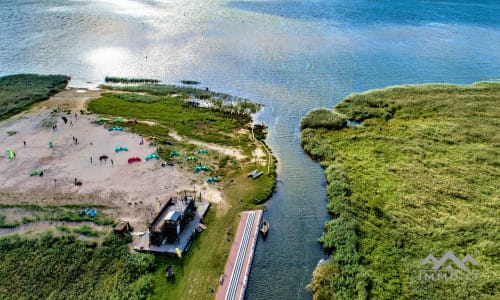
<box><xmin>1</xmin><ymin>0</ymin><xmax>499</xmax><ymax>299</ymax></box>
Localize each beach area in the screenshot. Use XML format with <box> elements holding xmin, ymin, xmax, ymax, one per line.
<box><xmin>0</xmin><ymin>88</ymin><xmax>230</xmax><ymax>233</ymax></box>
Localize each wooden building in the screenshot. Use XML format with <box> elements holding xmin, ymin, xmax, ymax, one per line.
<box><xmin>149</xmin><ymin>194</ymin><xmax>196</xmax><ymax>246</ymax></box>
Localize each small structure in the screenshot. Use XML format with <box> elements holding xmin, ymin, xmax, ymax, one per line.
<box><xmin>114</xmin><ymin>221</ymin><xmax>130</xmax><ymax>234</ymax></box>
<box><xmin>149</xmin><ymin>194</ymin><xmax>196</xmax><ymax>246</ymax></box>
<box><xmin>248</xmin><ymin>169</ymin><xmax>263</xmax><ymax>179</ymax></box>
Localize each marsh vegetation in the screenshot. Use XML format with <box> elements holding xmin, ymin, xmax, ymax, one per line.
<box><xmin>302</xmin><ymin>82</ymin><xmax>499</xmax><ymax>299</ymax></box>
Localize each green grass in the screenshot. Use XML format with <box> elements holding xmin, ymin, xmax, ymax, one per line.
<box><xmin>0</xmin><ymin>204</ymin><xmax>114</xmax><ymax>228</ymax></box>
<box><xmin>73</xmin><ymin>225</ymin><xmax>100</xmax><ymax>237</ymax></box>
<box><xmin>0</xmin><ymin>74</ymin><xmax>69</xmax><ymax>121</ymax></box>
<box><xmin>88</xmin><ymin>92</ymin><xmax>252</xmax><ymax>149</ymax></box>
<box><xmin>0</xmin><ymin>232</ymin><xmax>155</xmax><ymax>299</ymax></box>
<box><xmin>301</xmin><ymin>82</ymin><xmax>500</xmax><ymax>299</ymax></box>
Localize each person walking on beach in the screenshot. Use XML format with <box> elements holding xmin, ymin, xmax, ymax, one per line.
<box><xmin>111</xmin><ymin>159</ymin><xmax>114</xmax><ymax>167</ymax></box>
<box><xmin>90</xmin><ymin>156</ymin><xmax>93</xmax><ymax>165</ymax></box>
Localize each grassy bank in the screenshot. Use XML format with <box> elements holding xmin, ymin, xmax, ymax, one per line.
<box><xmin>301</xmin><ymin>82</ymin><xmax>499</xmax><ymax>299</ymax></box>
<box><xmin>0</xmin><ymin>74</ymin><xmax>69</xmax><ymax>121</ymax></box>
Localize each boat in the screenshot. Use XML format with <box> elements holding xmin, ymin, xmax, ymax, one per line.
<box><xmin>259</xmin><ymin>219</ymin><xmax>269</xmax><ymax>238</ymax></box>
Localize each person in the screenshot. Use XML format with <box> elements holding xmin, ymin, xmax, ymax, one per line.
<box><xmin>23</xmin><ymin>140</ymin><xmax>26</xmax><ymax>147</ymax></box>
<box><xmin>90</xmin><ymin>156</ymin><xmax>93</xmax><ymax>164</ymax></box>
<box><xmin>111</xmin><ymin>159</ymin><xmax>114</xmax><ymax>167</ymax></box>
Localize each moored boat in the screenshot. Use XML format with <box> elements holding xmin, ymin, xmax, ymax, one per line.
<box><xmin>260</xmin><ymin>219</ymin><xmax>269</xmax><ymax>238</ymax></box>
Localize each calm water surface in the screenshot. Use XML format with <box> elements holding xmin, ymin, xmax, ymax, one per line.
<box><xmin>1</xmin><ymin>1</ymin><xmax>499</xmax><ymax>299</ymax></box>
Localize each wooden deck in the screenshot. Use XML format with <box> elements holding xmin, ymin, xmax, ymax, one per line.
<box><xmin>216</xmin><ymin>210</ymin><xmax>262</xmax><ymax>300</ymax></box>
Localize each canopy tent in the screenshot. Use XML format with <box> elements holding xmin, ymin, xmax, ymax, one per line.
<box><xmin>185</xmin><ymin>156</ymin><xmax>198</xmax><ymax>161</ymax></box>
<box><xmin>115</xmin><ymin>146</ymin><xmax>129</xmax><ymax>153</ymax></box>
<box><xmin>108</xmin><ymin>127</ymin><xmax>124</xmax><ymax>132</ymax></box>
<box><xmin>197</xmin><ymin>149</ymin><xmax>209</xmax><ymax>154</ymax></box>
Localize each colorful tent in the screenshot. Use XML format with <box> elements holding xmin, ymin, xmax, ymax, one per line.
<box><xmin>197</xmin><ymin>149</ymin><xmax>209</xmax><ymax>154</ymax></box>
<box><xmin>115</xmin><ymin>146</ymin><xmax>129</xmax><ymax>153</ymax></box>
<box><xmin>112</xmin><ymin>118</ymin><xmax>122</xmax><ymax>123</ymax></box>
<box><xmin>108</xmin><ymin>127</ymin><xmax>124</xmax><ymax>132</ymax></box>
<box><xmin>185</xmin><ymin>156</ymin><xmax>198</xmax><ymax>161</ymax></box>
<box><xmin>144</xmin><ymin>136</ymin><xmax>154</xmax><ymax>142</ymax></box>
<box><xmin>48</xmin><ymin>140</ymin><xmax>53</xmax><ymax>148</ymax></box>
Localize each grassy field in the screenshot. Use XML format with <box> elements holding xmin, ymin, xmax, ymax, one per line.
<box><xmin>301</xmin><ymin>82</ymin><xmax>499</xmax><ymax>299</ymax></box>
<box><xmin>0</xmin><ymin>74</ymin><xmax>69</xmax><ymax>121</ymax></box>
<box><xmin>0</xmin><ymin>79</ymin><xmax>276</xmax><ymax>299</ymax></box>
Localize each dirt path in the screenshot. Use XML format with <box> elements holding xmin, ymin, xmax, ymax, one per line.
<box><xmin>169</xmin><ymin>130</ymin><xmax>246</xmax><ymax>161</ymax></box>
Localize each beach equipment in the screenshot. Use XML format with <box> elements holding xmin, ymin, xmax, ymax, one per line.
<box><xmin>49</xmin><ymin>140</ymin><xmax>53</xmax><ymax>148</ymax></box>
<box><xmin>5</xmin><ymin>149</ymin><xmax>15</xmax><ymax>159</ymax></box>
<box><xmin>30</xmin><ymin>170</ymin><xmax>43</xmax><ymax>176</ymax></box>
<box><xmin>80</xmin><ymin>208</ymin><xmax>97</xmax><ymax>218</ymax></box>
<box><xmin>108</xmin><ymin>127</ymin><xmax>124</xmax><ymax>132</ymax></box>
<box><xmin>128</xmin><ymin>157</ymin><xmax>141</xmax><ymax>164</ymax></box>
<box><xmin>169</xmin><ymin>151</ymin><xmax>181</xmax><ymax>157</ymax></box>
<box><xmin>185</xmin><ymin>155</ymin><xmax>198</xmax><ymax>161</ymax></box>
<box><xmin>194</xmin><ymin>165</ymin><xmax>209</xmax><ymax>172</ymax></box>
<box><xmin>144</xmin><ymin>136</ymin><xmax>153</xmax><ymax>142</ymax></box>
<box><xmin>112</xmin><ymin>118</ymin><xmax>122</xmax><ymax>123</ymax></box>
<box><xmin>145</xmin><ymin>153</ymin><xmax>160</xmax><ymax>161</ymax></box>
<box><xmin>197</xmin><ymin>149</ymin><xmax>209</xmax><ymax>154</ymax></box>
<box><xmin>206</xmin><ymin>177</ymin><xmax>217</xmax><ymax>183</ymax></box>
<box><xmin>114</xmin><ymin>146</ymin><xmax>129</xmax><ymax>153</ymax></box>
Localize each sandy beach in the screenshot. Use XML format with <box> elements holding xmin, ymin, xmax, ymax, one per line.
<box><xmin>0</xmin><ymin>88</ymin><xmax>232</xmax><ymax>231</ymax></box>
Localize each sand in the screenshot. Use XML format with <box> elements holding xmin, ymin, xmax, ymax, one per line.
<box><xmin>0</xmin><ymin>88</ymin><xmax>230</xmax><ymax>231</ymax></box>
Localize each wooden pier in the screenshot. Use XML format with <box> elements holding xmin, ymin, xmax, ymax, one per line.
<box><xmin>216</xmin><ymin>210</ymin><xmax>262</xmax><ymax>300</ymax></box>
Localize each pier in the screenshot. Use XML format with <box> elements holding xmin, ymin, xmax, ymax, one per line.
<box><xmin>216</xmin><ymin>210</ymin><xmax>262</xmax><ymax>300</ymax></box>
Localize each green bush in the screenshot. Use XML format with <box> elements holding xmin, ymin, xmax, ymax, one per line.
<box><xmin>301</xmin><ymin>108</ymin><xmax>348</xmax><ymax>130</ymax></box>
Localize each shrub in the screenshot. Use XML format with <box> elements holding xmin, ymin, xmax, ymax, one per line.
<box><xmin>301</xmin><ymin>108</ymin><xmax>348</xmax><ymax>130</ymax></box>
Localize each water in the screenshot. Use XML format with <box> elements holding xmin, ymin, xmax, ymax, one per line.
<box><xmin>1</xmin><ymin>1</ymin><xmax>499</xmax><ymax>299</ymax></box>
